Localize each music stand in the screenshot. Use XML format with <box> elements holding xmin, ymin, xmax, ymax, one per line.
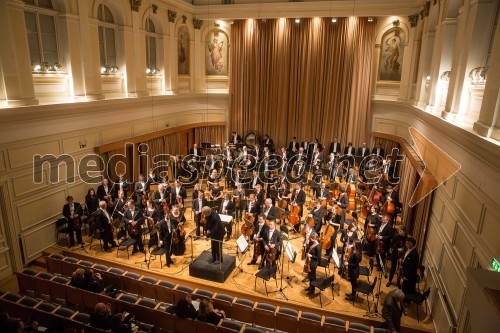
<box><xmin>244</xmin><ymin>189</ymin><xmax>254</xmax><ymax>197</ymax></box>
<box><xmin>283</xmin><ymin>240</ymin><xmax>297</xmax><ymax>288</ymax></box>
<box><xmin>329</xmin><ymin>248</ymin><xmax>341</xmax><ymax>296</ymax></box>
<box><xmin>201</xmin><ymin>142</ymin><xmax>211</xmax><ymax>149</ymax></box>
<box><xmin>233</xmin><ymin>235</ymin><xmax>249</xmax><ymax>278</ymax></box>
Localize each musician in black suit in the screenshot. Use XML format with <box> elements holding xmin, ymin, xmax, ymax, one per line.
<box><xmin>357</xmin><ymin>142</ymin><xmax>370</xmax><ymax>158</ymax></box>
<box><xmin>306</xmin><ymin>232</ymin><xmax>322</xmax><ymax>295</ymax></box>
<box><xmin>345</xmin><ymin>240</ymin><xmax>362</xmax><ymax>300</ymax></box>
<box><xmin>201</xmin><ymin>207</ymin><xmax>225</xmax><ymax>264</ymax></box>
<box><xmin>263</xmin><ymin>220</ymin><xmax>282</xmax><ymax>267</ymax></box>
<box><xmin>288</xmin><ymin>137</ymin><xmax>300</xmax><ymax>153</ymax></box>
<box><xmin>252</xmin><ymin>145</ymin><xmax>262</xmax><ymax>162</ymax></box>
<box><xmin>62</xmin><ymin>196</ymin><xmax>84</xmax><ymax>247</ymax></box>
<box><xmin>114</xmin><ymin>175</ymin><xmax>129</xmax><ymax>199</ymax></box>
<box><xmin>220</xmin><ymin>193</ymin><xmax>235</xmax><ymax>241</ymax></box>
<box><xmin>250</xmin><ymin>169</ymin><xmax>263</xmax><ymax>189</ymax></box>
<box><xmin>301</xmin><ymin>137</ymin><xmax>311</xmax><ymax>154</ymax></box>
<box><xmin>343</xmin><ymin>142</ymin><xmax>355</xmax><ymax>156</ymax></box>
<box><xmin>112</xmin><ymin>190</ymin><xmax>127</xmax><ymax>219</ymax></box>
<box><xmin>192</xmin><ymin>191</ymin><xmax>208</xmax><ymax>237</ymax></box>
<box><xmin>293</xmin><ymin>160</ymin><xmax>307</xmax><ymax>181</ymax></box>
<box><xmin>375</xmin><ymin>214</ymin><xmax>394</xmax><ymax>270</ymax></box>
<box><xmin>261</xmin><ymin>198</ymin><xmax>277</xmax><ymax>221</ymax></box>
<box><xmin>291</xmin><ymin>183</ymin><xmax>306</xmax><ymax>232</ymax></box>
<box><xmin>402</xmin><ymin>237</ymin><xmax>419</xmax><ymax>295</ymax></box>
<box><xmin>147</xmin><ymin>168</ymin><xmax>158</xmax><ymax>185</ymax></box>
<box><xmin>152</xmin><ymin>183</ymin><xmax>170</xmax><ymax>209</ymax></box>
<box><xmin>254</xmin><ymin>184</ymin><xmax>265</xmax><ymax>207</ymax></box>
<box><xmin>262</xmin><ymin>134</ymin><xmax>274</xmax><ymax>150</ymax></box>
<box><xmin>365</xmin><ymin>205</ymin><xmax>382</xmax><ymax>257</ymax></box>
<box><xmin>97</xmin><ymin>179</ymin><xmax>113</xmax><ymax>203</ymax></box>
<box><xmin>311</xmin><ymin>147</ymin><xmax>324</xmax><ymax>167</ymax></box>
<box><xmin>158</xmin><ymin>210</ymin><xmax>176</xmax><ymax>267</ymax></box>
<box><xmin>93</xmin><ymin>201</ymin><xmax>116</xmax><ymax>252</ymax></box>
<box><xmin>309</xmin><ymin>202</ymin><xmax>325</xmax><ymax>234</ymax></box>
<box><xmin>387</xmin><ymin>225</ymin><xmax>407</xmax><ymax>287</ymax></box>
<box><xmin>335</xmin><ymin>188</ymin><xmax>349</xmax><ymax>227</ymax></box>
<box><xmin>229</xmin><ymin>131</ymin><xmax>242</xmax><ymax>144</ymax></box>
<box><xmin>134</xmin><ymin>174</ymin><xmax>149</xmax><ymax>209</ymax></box>
<box><xmin>328</xmin><ymin>138</ymin><xmax>342</xmax><ymax>156</ymax></box>
<box><xmin>189</xmin><ymin>143</ymin><xmax>200</xmax><ymax>157</ymax></box>
<box><xmin>372</xmin><ymin>143</ymin><xmax>385</xmax><ymax>157</ymax></box>
<box><xmin>382</xmin><ymin>289</ymin><xmax>405</xmax><ymax>333</ymax></box>
<box><xmin>248</xmin><ymin>214</ymin><xmax>269</xmax><ymax>268</ymax></box>
<box><xmin>316</xmin><ymin>183</ymin><xmax>330</xmax><ymax>202</ymax></box>
<box><xmin>246</xmin><ymin>194</ymin><xmax>260</xmax><ymax>222</ymax></box>
<box><xmin>122</xmin><ymin>200</ymin><xmax>144</xmax><ymax>254</ymax></box>
<box><xmin>170</xmin><ymin>180</ymin><xmax>187</xmax><ymax>207</ymax></box>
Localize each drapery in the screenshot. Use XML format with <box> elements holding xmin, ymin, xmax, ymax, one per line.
<box><xmin>194</xmin><ymin>126</ymin><xmax>226</xmax><ymax>146</ymax></box>
<box><xmin>229</xmin><ymin>17</ymin><xmax>376</xmax><ymax>148</ymax></box>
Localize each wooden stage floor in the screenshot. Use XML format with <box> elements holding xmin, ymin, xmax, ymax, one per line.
<box><xmin>48</xmin><ymin>206</ymin><xmax>434</xmax><ymax>333</ymax></box>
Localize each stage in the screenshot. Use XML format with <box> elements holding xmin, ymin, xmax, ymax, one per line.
<box><xmin>189</xmin><ymin>250</ymin><xmax>236</xmax><ymax>283</ymax></box>
<box><xmin>39</xmin><ymin>204</ymin><xmax>435</xmax><ymax>333</ymax></box>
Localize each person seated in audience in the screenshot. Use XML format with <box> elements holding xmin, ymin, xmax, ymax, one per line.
<box><xmin>90</xmin><ymin>302</ymin><xmax>113</xmax><ymax>330</ymax></box>
<box><xmin>197</xmin><ymin>299</ymin><xmax>225</xmax><ymax>326</ymax></box>
<box><xmin>0</xmin><ymin>312</ymin><xmax>25</xmax><ymax>333</ymax></box>
<box><xmin>83</xmin><ymin>269</ymin><xmax>104</xmax><ymax>293</ymax></box>
<box><xmin>175</xmin><ymin>294</ymin><xmax>199</xmax><ymax>319</ymax></box>
<box><xmin>69</xmin><ymin>268</ymin><xmax>85</xmax><ymax>289</ymax></box>
<box><xmin>111</xmin><ymin>313</ymin><xmax>133</xmax><ymax>333</ymax></box>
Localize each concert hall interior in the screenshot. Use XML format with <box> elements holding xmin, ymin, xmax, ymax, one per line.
<box><xmin>0</xmin><ymin>0</ymin><xmax>499</xmax><ymax>333</ymax></box>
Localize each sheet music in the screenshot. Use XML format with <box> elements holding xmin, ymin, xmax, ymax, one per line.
<box><xmin>236</xmin><ymin>234</ymin><xmax>249</xmax><ymax>253</ymax></box>
<box><xmin>285</xmin><ymin>242</ymin><xmax>296</xmax><ymax>263</ymax></box>
<box><xmin>331</xmin><ymin>247</ymin><xmax>340</xmax><ymax>268</ymax></box>
<box><xmin>219</xmin><ymin>214</ymin><xmax>233</xmax><ymax>223</ymax></box>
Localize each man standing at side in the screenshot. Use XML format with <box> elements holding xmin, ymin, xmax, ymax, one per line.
<box><xmin>382</xmin><ymin>289</ymin><xmax>405</xmax><ymax>333</ymax></box>
<box><xmin>202</xmin><ymin>207</ymin><xmax>225</xmax><ymax>264</ymax></box>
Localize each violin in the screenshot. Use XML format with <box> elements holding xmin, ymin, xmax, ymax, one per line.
<box><xmin>241</xmin><ymin>214</ymin><xmax>254</xmax><ymax>236</ymax></box>
<box><xmin>141</xmin><ymin>193</ymin><xmax>148</xmax><ymax>207</ymax></box>
<box><xmin>200</xmin><ymin>213</ymin><xmax>207</xmax><ymax>225</ymax></box>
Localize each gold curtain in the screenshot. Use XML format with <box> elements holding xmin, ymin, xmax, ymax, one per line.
<box><xmin>398</xmin><ymin>155</ymin><xmax>419</xmax><ymax>227</ymax></box>
<box><xmin>373</xmin><ymin>136</ymin><xmax>400</xmax><ymax>157</ymax></box>
<box><xmin>107</xmin><ymin>147</ymin><xmax>130</xmax><ymax>181</ymax></box>
<box><xmin>229</xmin><ymin>17</ymin><xmax>376</xmax><ymax>148</ymax></box>
<box><xmin>194</xmin><ymin>126</ymin><xmax>226</xmax><ymax>145</ymax></box>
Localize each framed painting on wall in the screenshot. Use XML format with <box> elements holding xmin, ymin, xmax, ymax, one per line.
<box><xmin>205</xmin><ymin>29</ymin><xmax>228</xmax><ymax>76</ymax></box>
<box><xmin>178</xmin><ymin>26</ymin><xmax>189</xmax><ymax>75</ymax></box>
<box><xmin>378</xmin><ymin>27</ymin><xmax>405</xmax><ymax>82</ymax></box>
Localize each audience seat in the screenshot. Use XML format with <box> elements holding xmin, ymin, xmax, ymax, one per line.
<box><xmin>155</xmin><ymin>280</ymin><xmax>175</xmax><ymax>304</ymax></box>
<box><xmin>323</xmin><ymin>316</ymin><xmax>347</xmax><ymax>333</ymax></box>
<box><xmin>232</xmin><ymin>298</ymin><xmax>255</xmax><ymax>325</ymax></box>
<box><xmin>213</xmin><ymin>293</ymin><xmax>235</xmax><ymax>318</ymax></box>
<box><xmin>298</xmin><ymin>312</ymin><xmax>323</xmax><ymax>333</ymax></box>
<box><xmin>276</xmin><ymin>307</ymin><xmax>298</xmax><ymax>333</ymax></box>
<box><xmin>254</xmin><ymin>302</ymin><xmax>277</xmax><ymax>331</ymax></box>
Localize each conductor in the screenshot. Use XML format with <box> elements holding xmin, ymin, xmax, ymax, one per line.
<box><xmin>201</xmin><ymin>206</ymin><xmax>225</xmax><ymax>264</ymax></box>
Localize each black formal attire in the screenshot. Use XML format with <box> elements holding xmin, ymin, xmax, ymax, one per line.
<box><xmin>250</xmin><ymin>175</ymin><xmax>263</xmax><ymax>189</ymax></box>
<box><xmin>192</xmin><ymin>197</ymin><xmax>208</xmax><ymax>236</ymax></box>
<box><xmin>93</xmin><ymin>208</ymin><xmax>116</xmax><ymax>250</ymax></box>
<box><xmin>343</xmin><ymin>146</ymin><xmax>355</xmax><ymax>156</ymax></box>
<box><xmin>261</xmin><ymin>205</ymin><xmax>277</xmax><ymax>221</ymax></box>
<box><xmin>288</xmin><ymin>141</ymin><xmax>300</xmax><ymax>152</ymax></box>
<box><xmin>376</xmin><ymin>222</ymin><xmax>394</xmax><ymax>269</ymax></box>
<box><xmin>365</xmin><ymin>213</ymin><xmax>381</xmax><ymax>256</ymax></box>
<box><xmin>336</xmin><ymin>194</ymin><xmax>349</xmax><ymax>227</ymax></box>
<box><xmin>382</xmin><ymin>290</ymin><xmax>403</xmax><ymax>332</ymax></box>
<box><xmin>311</xmin><ymin>207</ymin><xmax>325</xmax><ymax>234</ymax></box>
<box><xmin>171</xmin><ymin>186</ymin><xmax>187</xmax><ymax>206</ymax></box>
<box><xmin>388</xmin><ymin>234</ymin><xmax>406</xmax><ymax>285</ymax></box>
<box><xmin>330</xmin><ymin>165</ymin><xmax>343</xmax><ymax>181</ymax></box>
<box><xmin>158</xmin><ymin>217</ymin><xmax>176</xmax><ymax>265</ymax></box>
<box><xmin>233</xmin><ymin>188</ymin><xmax>245</xmax><ymax>220</ymax></box>
<box><xmin>175</xmin><ymin>298</ymin><xmax>198</xmax><ymax>319</ymax></box>
<box><xmin>97</xmin><ymin>184</ymin><xmax>113</xmax><ymax>202</ymax></box>
<box><xmin>122</xmin><ymin>207</ymin><xmax>144</xmax><ymax>253</ymax></box>
<box><xmin>205</xmin><ymin>211</ymin><xmax>225</xmax><ymax>262</ymax></box>
<box><xmin>112</xmin><ymin>198</ymin><xmax>127</xmax><ymax>220</ymax></box>
<box><xmin>307</xmin><ymin>242</ymin><xmax>322</xmax><ymax>293</ymax></box>
<box><xmin>230</xmin><ymin>133</ymin><xmax>242</xmax><ymax>144</ymax></box>
<box><xmin>134</xmin><ymin>181</ymin><xmax>149</xmax><ymax>209</ymax></box>
<box><xmin>357</xmin><ymin>147</ymin><xmax>371</xmax><ymax>158</ymax></box>
<box><xmin>263</xmin><ymin>137</ymin><xmax>274</xmax><ymax>150</ymax></box>
<box><xmin>114</xmin><ymin>180</ymin><xmax>129</xmax><ymax>199</ymax></box>
<box><xmin>152</xmin><ymin>188</ymin><xmax>170</xmax><ymax>208</ymax></box>
<box><xmin>347</xmin><ymin>251</ymin><xmax>361</xmax><ymax>296</ymax></box>
<box><xmin>85</xmin><ymin>194</ymin><xmax>99</xmax><ymax>217</ymax></box>
<box><xmin>246</xmin><ymin>200</ymin><xmax>260</xmax><ymax>222</ymax></box>
<box><xmin>311</xmin><ymin>152</ymin><xmax>324</xmax><ymax>166</ymax></box>
<box><xmin>62</xmin><ymin>202</ymin><xmax>83</xmax><ymax>246</ymax></box>
<box><xmin>372</xmin><ymin>147</ymin><xmax>385</xmax><ymax>157</ymax></box>
<box><xmin>220</xmin><ymin>199</ymin><xmax>235</xmax><ymax>238</ymax></box>
<box><xmin>254</xmin><ymin>189</ymin><xmax>265</xmax><ymax>207</ymax></box>
<box><xmin>316</xmin><ymin>187</ymin><xmax>330</xmax><ymax>201</ymax></box>
<box><xmin>198</xmin><ymin>312</ymin><xmax>223</xmax><ymax>326</ymax></box>
<box><xmin>263</xmin><ymin>228</ymin><xmax>283</xmax><ymax>267</ymax></box>
<box><xmin>250</xmin><ymin>222</ymin><xmax>269</xmax><ymax>266</ymax></box>
<box><xmin>89</xmin><ymin>310</ymin><xmax>112</xmax><ymax>330</ymax></box>
<box><xmin>188</xmin><ymin>147</ymin><xmax>200</xmax><ymax>157</ymax></box>
<box><xmin>328</xmin><ymin>142</ymin><xmax>342</xmax><ymax>155</ymax></box>
<box><xmin>291</xmin><ymin>189</ymin><xmax>306</xmax><ymax>232</ymax></box>
<box><xmin>325</xmin><ymin>211</ymin><xmax>342</xmax><ymax>255</ymax></box>
<box><xmin>402</xmin><ymin>247</ymin><xmax>419</xmax><ymax>295</ymax></box>
<box><xmin>170</xmin><ymin>211</ymin><xmax>186</xmax><ymax>256</ymax></box>
<box><xmin>147</xmin><ymin>173</ymin><xmax>159</xmax><ymax>185</ymax></box>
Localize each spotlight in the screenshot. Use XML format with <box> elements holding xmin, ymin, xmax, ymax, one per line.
<box><xmin>230</xmin><ymin>20</ymin><xmax>234</xmax><ymax>25</ymax></box>
<box><xmin>368</xmin><ymin>17</ymin><xmax>374</xmax><ymax>22</ymax></box>
<box><xmin>101</xmin><ymin>67</ymin><xmax>106</xmax><ymax>74</ymax></box>
<box><xmin>331</xmin><ymin>18</ymin><xmax>337</xmax><ymax>23</ymax></box>
<box><xmin>32</xmin><ymin>62</ymin><xmax>41</xmax><ymax>71</ymax></box>
<box><xmin>295</xmin><ymin>18</ymin><xmax>300</xmax><ymax>23</ymax></box>
<box><xmin>146</xmin><ymin>68</ymin><xmax>151</xmax><ymax>74</ymax></box>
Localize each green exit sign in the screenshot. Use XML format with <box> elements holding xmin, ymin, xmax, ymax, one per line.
<box><xmin>492</xmin><ymin>258</ymin><xmax>500</xmax><ymax>272</ymax></box>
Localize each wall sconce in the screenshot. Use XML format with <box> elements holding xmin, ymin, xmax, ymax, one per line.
<box><xmin>79</xmin><ymin>138</ymin><xmax>87</xmax><ymax>149</ymax></box>
<box><xmin>368</xmin><ymin>17</ymin><xmax>374</xmax><ymax>22</ymax></box>
<box><xmin>425</xmin><ymin>75</ymin><xmax>431</xmax><ymax>85</ymax></box>
<box><xmin>101</xmin><ymin>66</ymin><xmax>120</xmax><ymax>75</ymax></box>
<box><xmin>440</xmin><ymin>71</ymin><xmax>450</xmax><ymax>82</ymax></box>
<box><xmin>331</xmin><ymin>18</ymin><xmax>337</xmax><ymax>23</ymax></box>
<box><xmin>295</xmin><ymin>18</ymin><xmax>301</xmax><ymax>23</ymax></box>
<box><xmin>146</xmin><ymin>68</ymin><xmax>161</xmax><ymax>75</ymax></box>
<box><xmin>32</xmin><ymin>62</ymin><xmax>41</xmax><ymax>71</ymax></box>
<box><xmin>31</xmin><ymin>61</ymin><xmax>63</xmax><ymax>73</ymax></box>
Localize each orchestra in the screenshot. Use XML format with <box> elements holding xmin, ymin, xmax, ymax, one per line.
<box><xmin>63</xmin><ymin>133</ymin><xmax>423</xmax><ymax>317</ymax></box>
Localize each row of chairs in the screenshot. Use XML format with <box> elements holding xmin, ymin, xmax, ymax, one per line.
<box><xmin>0</xmin><ymin>290</ymin><xmax>106</xmax><ymax>333</ymax></box>
<box><xmin>42</xmin><ymin>253</ymin><xmax>386</xmax><ymax>332</ymax></box>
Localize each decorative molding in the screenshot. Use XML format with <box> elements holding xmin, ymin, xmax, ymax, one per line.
<box><xmin>440</xmin><ymin>71</ymin><xmax>451</xmax><ymax>82</ymax></box>
<box><xmin>468</xmin><ymin>67</ymin><xmax>488</xmax><ymax>85</ymax></box>
<box><xmin>408</xmin><ymin>14</ymin><xmax>418</xmax><ymax>27</ymax></box>
<box><xmin>420</xmin><ymin>1</ymin><xmax>431</xmax><ymax>20</ymax></box>
<box><xmin>130</xmin><ymin>0</ymin><xmax>141</xmax><ymax>12</ymax></box>
<box><xmin>152</xmin><ymin>4</ymin><xmax>158</xmax><ymax>14</ymax></box>
<box><xmin>168</xmin><ymin>10</ymin><xmax>177</xmax><ymax>23</ymax></box>
<box><xmin>193</xmin><ymin>18</ymin><xmax>204</xmax><ymax>30</ymax></box>
<box><xmin>392</xmin><ymin>19</ymin><xmax>400</xmax><ymax>27</ymax></box>
<box><xmin>182</xmin><ymin>15</ymin><xmax>187</xmax><ymax>24</ymax></box>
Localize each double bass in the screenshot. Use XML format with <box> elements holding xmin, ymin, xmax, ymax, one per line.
<box><xmin>346</xmin><ymin>183</ymin><xmax>356</xmax><ymax>211</ymax></box>
<box><xmin>288</xmin><ymin>203</ymin><xmax>301</xmax><ymax>226</ymax></box>
<box><xmin>319</xmin><ymin>224</ymin><xmax>335</xmax><ymax>250</ymax></box>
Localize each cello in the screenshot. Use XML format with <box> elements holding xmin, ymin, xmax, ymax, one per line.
<box><xmin>320</xmin><ymin>224</ymin><xmax>335</xmax><ymax>250</ymax></box>
<box><xmin>288</xmin><ymin>204</ymin><xmax>301</xmax><ymax>226</ymax></box>
<box><xmin>346</xmin><ymin>183</ymin><xmax>356</xmax><ymax>211</ymax></box>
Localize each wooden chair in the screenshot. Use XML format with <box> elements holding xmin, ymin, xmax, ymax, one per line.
<box><xmin>121</xmin><ymin>271</ymin><xmax>143</xmax><ymax>295</ymax></box>
<box><xmin>60</xmin><ymin>256</ymin><xmax>80</xmax><ymax>277</ymax></box>
<box><xmin>195</xmin><ymin>319</ymin><xmax>218</xmax><ymax>333</ymax></box>
<box><xmin>155</xmin><ymin>280</ymin><xmax>175</xmax><ymax>304</ymax></box>
<box><xmin>16</xmin><ymin>270</ymin><xmax>37</xmax><ymax>295</ymax></box>
<box><xmin>254</xmin><ymin>302</ymin><xmax>277</xmax><ymax>331</ymax></box>
<box><xmin>139</xmin><ymin>276</ymin><xmax>158</xmax><ymax>299</ymax></box>
<box><xmin>323</xmin><ymin>316</ymin><xmax>347</xmax><ymax>333</ymax></box>
<box><xmin>212</xmin><ymin>293</ymin><xmax>235</xmax><ymax>319</ymax></box>
<box><xmin>153</xmin><ymin>308</ymin><xmax>176</xmax><ymax>332</ymax></box>
<box><xmin>232</xmin><ymin>298</ymin><xmax>255</xmax><ymax>325</ymax></box>
<box><xmin>276</xmin><ymin>307</ymin><xmax>299</xmax><ymax>333</ymax></box>
<box><xmin>298</xmin><ymin>312</ymin><xmax>324</xmax><ymax>333</ymax></box>
<box><xmin>347</xmin><ymin>322</ymin><xmax>371</xmax><ymax>332</ymax></box>
<box><xmin>175</xmin><ymin>316</ymin><xmax>196</xmax><ymax>333</ymax></box>
<box><xmin>34</xmin><ymin>272</ymin><xmax>54</xmax><ymax>298</ymax></box>
<box><xmin>217</xmin><ymin>319</ymin><xmax>245</xmax><ymax>333</ymax></box>
<box><xmin>45</xmin><ymin>254</ymin><xmax>64</xmax><ymax>274</ymax></box>
<box><xmin>172</xmin><ymin>285</ymin><xmax>195</xmax><ymax>304</ymax></box>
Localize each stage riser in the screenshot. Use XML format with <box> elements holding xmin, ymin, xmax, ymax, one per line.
<box><xmin>189</xmin><ymin>250</ymin><xmax>236</xmax><ymax>283</ymax></box>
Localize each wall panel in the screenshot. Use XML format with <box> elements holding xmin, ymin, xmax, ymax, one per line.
<box><xmin>16</xmin><ymin>189</ymin><xmax>66</xmax><ymax>231</ymax></box>
<box><xmin>454</xmin><ymin>180</ymin><xmax>483</xmax><ymax>232</ymax></box>
<box><xmin>8</xmin><ymin>140</ymin><xmax>60</xmax><ymax>169</ymax></box>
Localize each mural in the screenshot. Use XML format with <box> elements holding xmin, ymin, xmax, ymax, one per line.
<box><xmin>178</xmin><ymin>26</ymin><xmax>189</xmax><ymax>75</ymax></box>
<box><xmin>379</xmin><ymin>28</ymin><xmax>405</xmax><ymax>82</ymax></box>
<box><xmin>205</xmin><ymin>30</ymin><xmax>228</xmax><ymax>76</ymax></box>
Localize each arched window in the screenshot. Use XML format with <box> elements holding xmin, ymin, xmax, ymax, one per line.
<box><xmin>97</xmin><ymin>4</ymin><xmax>117</xmax><ymax>69</ymax></box>
<box><xmin>145</xmin><ymin>19</ymin><xmax>158</xmax><ymax>73</ymax></box>
<box><xmin>24</xmin><ymin>0</ymin><xmax>59</xmax><ymax>71</ymax></box>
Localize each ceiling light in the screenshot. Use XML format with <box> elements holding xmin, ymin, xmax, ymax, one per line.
<box><xmin>368</xmin><ymin>17</ymin><xmax>374</xmax><ymax>22</ymax></box>
<box><xmin>331</xmin><ymin>18</ymin><xmax>337</xmax><ymax>23</ymax></box>
<box><xmin>295</xmin><ymin>18</ymin><xmax>300</xmax><ymax>23</ymax></box>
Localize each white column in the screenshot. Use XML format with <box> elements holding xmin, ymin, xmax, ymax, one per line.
<box><xmin>168</xmin><ymin>21</ymin><xmax>177</xmax><ymax>93</ymax></box>
<box><xmin>128</xmin><ymin>11</ymin><xmax>148</xmax><ymax>98</ymax></box>
<box><xmin>398</xmin><ymin>21</ymin><xmax>417</xmax><ymax>102</ymax></box>
<box><xmin>194</xmin><ymin>26</ymin><xmax>204</xmax><ymax>93</ymax></box>
<box><xmin>0</xmin><ymin>0</ymin><xmax>38</xmax><ymax>106</ymax></box>
<box><xmin>414</xmin><ymin>23</ymin><xmax>435</xmax><ymax>108</ymax></box>
<box><xmin>58</xmin><ymin>13</ymin><xmax>85</xmax><ymax>98</ymax></box>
